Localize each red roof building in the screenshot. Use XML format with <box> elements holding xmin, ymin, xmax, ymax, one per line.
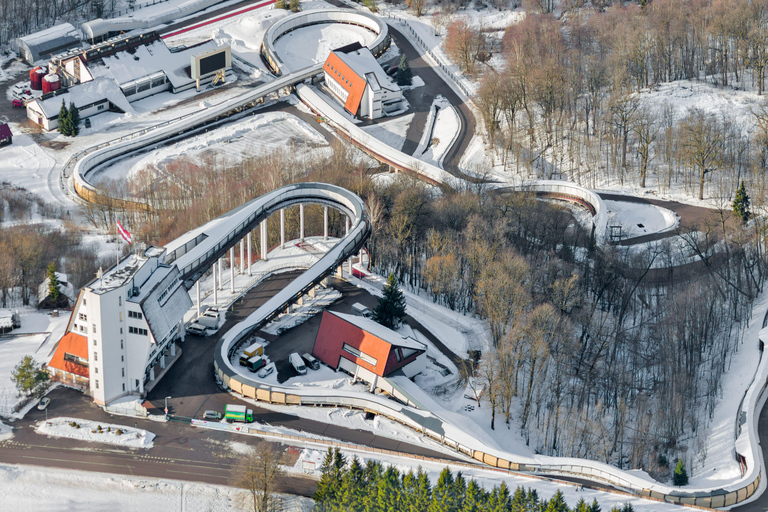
<box><xmin>312</xmin><ymin>311</ymin><xmax>426</xmax><ymax>380</ymax></box>
<box><xmin>48</xmin><ymin>331</ymin><xmax>90</xmax><ymax>388</ymax></box>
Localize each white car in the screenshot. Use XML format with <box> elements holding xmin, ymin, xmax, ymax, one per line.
<box><xmin>37</xmin><ymin>397</ymin><xmax>51</xmax><ymax>410</ymax></box>
<box><xmin>257</xmin><ymin>365</ymin><xmax>274</xmax><ymax>379</ymax></box>
<box><xmin>186</xmin><ymin>323</ymin><xmax>210</xmax><ymax>336</ymax></box>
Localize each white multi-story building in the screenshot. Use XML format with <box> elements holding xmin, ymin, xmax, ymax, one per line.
<box><xmin>49</xmin><ymin>246</ymin><xmax>191</xmax><ymax>406</ymax></box>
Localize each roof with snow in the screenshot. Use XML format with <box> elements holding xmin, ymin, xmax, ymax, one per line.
<box><xmin>88</xmin><ymin>39</ymin><xmax>220</xmax><ymax>90</ymax></box>
<box><xmin>14</xmin><ymin>23</ymin><xmax>81</xmax><ymax>62</ymax></box>
<box><xmin>329</xmin><ymin>311</ymin><xmax>426</xmax><ymax>352</ymax></box>
<box><xmin>334</xmin><ymin>47</ymin><xmax>398</xmax><ymax>94</ymax></box>
<box><xmin>133</xmin><ymin>265</ymin><xmax>192</xmax><ymax>344</ymax></box>
<box><xmin>31</xmin><ymin>77</ymin><xmax>133</xmax><ymax>119</ymax></box>
<box><xmin>48</xmin><ymin>331</ymin><xmax>89</xmax><ymax>378</ymax></box>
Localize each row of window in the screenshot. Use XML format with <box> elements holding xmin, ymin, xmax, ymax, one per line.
<box><xmin>128</xmin><ymin>310</ymin><xmax>143</xmax><ymax>319</ymax></box>
<box><xmin>342</xmin><ymin>343</ymin><xmax>378</xmax><ymax>366</ymax></box>
<box><xmin>129</xmin><ymin>326</ymin><xmax>148</xmax><ymax>336</ymax></box>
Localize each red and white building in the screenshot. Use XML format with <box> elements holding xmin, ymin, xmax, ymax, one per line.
<box><xmin>323</xmin><ymin>43</ymin><xmax>404</xmax><ymax>120</ymax></box>
<box><xmin>312</xmin><ymin>311</ymin><xmax>426</xmax><ymax>389</ymax></box>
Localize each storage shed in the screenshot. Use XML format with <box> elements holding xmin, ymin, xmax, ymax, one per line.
<box><xmin>11</xmin><ymin>23</ymin><xmax>81</xmax><ymax>64</ymax></box>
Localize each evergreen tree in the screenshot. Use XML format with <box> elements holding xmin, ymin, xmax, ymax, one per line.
<box><xmin>315</xmin><ymin>448</ymin><xmax>345</xmax><ymax>508</ymax></box>
<box><xmin>397</xmin><ymin>54</ymin><xmax>413</xmax><ymax>86</ymax></box>
<box><xmin>429</xmin><ymin>468</ymin><xmax>456</xmax><ymax>512</ymax></box>
<box><xmin>621</xmin><ymin>505</ymin><xmax>634</xmax><ymax>512</ymax></box>
<box><xmin>10</xmin><ymin>355</ymin><xmax>48</xmax><ymax>395</ymax></box>
<box><xmin>453</xmin><ymin>472</ymin><xmax>467</xmax><ymax>510</ymax></box>
<box><xmin>511</xmin><ymin>486</ymin><xmax>527</xmax><ymax>512</ymax></box>
<box><xmin>673</xmin><ymin>459</ymin><xmax>688</xmax><ymax>486</ymax></box>
<box><xmin>376</xmin><ymin>466</ymin><xmax>401</xmax><ymax>512</ymax></box>
<box><xmin>461</xmin><ymin>480</ymin><xmax>485</xmax><ymax>512</ymax></box>
<box><xmin>545</xmin><ymin>490</ymin><xmax>569</xmax><ymax>512</ymax></box>
<box><xmin>401</xmin><ymin>470</ymin><xmax>419</xmax><ymax>512</ymax></box>
<box><xmin>288</xmin><ymin>0</ymin><xmax>301</xmax><ymax>11</ymax></box>
<box><xmin>57</xmin><ymin>99</ymin><xmax>70</xmax><ymax>136</ymax></box>
<box><xmin>68</xmin><ymin>102</ymin><xmax>80</xmax><ymax>136</ymax></box>
<box><xmin>526</xmin><ymin>489</ymin><xmax>541</xmax><ymax>511</ymax></box>
<box><xmin>733</xmin><ymin>180</ymin><xmax>751</xmax><ymax>223</ymax></box>
<box><xmin>589</xmin><ymin>498</ymin><xmax>601</xmax><ymax>512</ymax></box>
<box><xmin>374</xmin><ymin>273</ymin><xmax>407</xmax><ymax>329</ymax></box>
<box><xmin>340</xmin><ymin>456</ymin><xmax>365</xmax><ymax>511</ymax></box>
<box><xmin>46</xmin><ymin>261</ymin><xmax>61</xmax><ymax>301</ymax></box>
<box><xmin>414</xmin><ymin>468</ymin><xmax>432</xmax><ymax>511</ymax></box>
<box><xmin>574</xmin><ymin>498</ymin><xmax>590</xmax><ymax>512</ymax></box>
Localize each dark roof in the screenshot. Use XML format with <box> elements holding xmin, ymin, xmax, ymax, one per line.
<box><xmin>334</xmin><ymin>41</ymin><xmax>364</xmax><ymax>54</ymax></box>
<box><xmin>0</xmin><ymin>124</ymin><xmax>11</xmax><ymax>140</ymax></box>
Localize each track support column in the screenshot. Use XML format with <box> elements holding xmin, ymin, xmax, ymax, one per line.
<box><xmin>323</xmin><ymin>206</ymin><xmax>328</xmax><ymax>241</ymax></box>
<box><xmin>300</xmin><ymin>203</ymin><xmax>305</xmax><ymax>242</ymax></box>
<box><xmin>230</xmin><ymin>247</ymin><xmax>235</xmax><ymax>293</ymax></box>
<box><xmin>217</xmin><ymin>258</ymin><xmax>223</xmax><ymax>291</ymax></box>
<box><xmin>280</xmin><ymin>209</ymin><xmax>285</xmax><ymax>249</ymax></box>
<box><xmin>240</xmin><ymin>240</ymin><xmax>244</xmax><ymax>275</ymax></box>
<box><xmin>247</xmin><ymin>232</ymin><xmax>252</xmax><ymax>276</ymax></box>
<box><xmin>213</xmin><ymin>263</ymin><xmax>218</xmax><ymax>305</ymax></box>
<box><xmin>196</xmin><ymin>281</ymin><xmax>201</xmax><ymax>316</ymax></box>
<box><xmin>261</xmin><ymin>219</ymin><xmax>268</xmax><ymax>261</ymax></box>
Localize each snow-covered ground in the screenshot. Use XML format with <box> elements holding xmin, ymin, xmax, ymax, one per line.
<box><xmin>274</xmin><ymin>23</ymin><xmax>376</xmax><ymax>72</ymax></box>
<box><xmin>35</xmin><ymin>417</ymin><xmax>155</xmax><ymax>449</ymax></box>
<box><xmin>0</xmin><ymin>463</ymin><xmax>312</xmax><ymax>512</ymax></box>
<box><xmin>0</xmin><ymin>312</ymin><xmax>68</xmax><ymax>416</ymax></box>
<box><xmin>361</xmin><ymin>114</ymin><xmax>414</xmax><ymax>151</ymax></box>
<box><xmin>89</xmin><ymin>111</ymin><xmax>331</xmax><ymax>185</ymax></box>
<box><xmin>414</xmin><ymin>95</ymin><xmax>460</xmax><ymax>168</ymax></box>
<box><xmin>603</xmin><ymin>199</ymin><xmax>678</xmax><ymax>239</ymax></box>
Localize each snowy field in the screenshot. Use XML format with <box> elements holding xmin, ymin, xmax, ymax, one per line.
<box><xmin>0</xmin><ymin>463</ymin><xmax>312</xmax><ymax>512</ymax></box>
<box><xmin>415</xmin><ymin>95</ymin><xmax>460</xmax><ymax>168</ymax></box>
<box><xmin>0</xmin><ymin>312</ymin><xmax>68</xmax><ymax>416</ymax></box>
<box><xmin>603</xmin><ymin>200</ymin><xmax>678</xmax><ymax>239</ymax></box>
<box><xmin>36</xmin><ymin>417</ymin><xmax>155</xmax><ymax>449</ymax></box>
<box><xmin>274</xmin><ymin>23</ymin><xmax>377</xmax><ymax>73</ymax></box>
<box><xmin>361</xmin><ymin>113</ymin><xmax>414</xmax><ymax>151</ymax></box>
<box><xmin>89</xmin><ymin>111</ymin><xmax>331</xmax><ymax>185</ymax></box>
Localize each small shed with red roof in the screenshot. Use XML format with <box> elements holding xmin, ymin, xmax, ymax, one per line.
<box><xmin>0</xmin><ymin>123</ymin><xmax>12</xmax><ymax>147</ymax></box>
<box><xmin>313</xmin><ymin>311</ymin><xmax>426</xmax><ymax>387</ymax></box>
<box><xmin>47</xmin><ymin>331</ymin><xmax>89</xmax><ymax>388</ymax></box>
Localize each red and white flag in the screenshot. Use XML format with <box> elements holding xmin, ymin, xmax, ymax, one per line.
<box><xmin>117</xmin><ymin>220</ymin><xmax>132</xmax><ymax>243</ymax></box>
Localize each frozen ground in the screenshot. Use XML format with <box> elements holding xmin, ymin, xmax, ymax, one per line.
<box><xmin>415</xmin><ymin>95</ymin><xmax>460</xmax><ymax>168</ymax></box>
<box><xmin>36</xmin><ymin>417</ymin><xmax>155</xmax><ymax>449</ymax></box>
<box><xmin>0</xmin><ymin>312</ymin><xmax>68</xmax><ymax>416</ymax></box>
<box><xmin>0</xmin><ymin>463</ymin><xmax>312</xmax><ymax>512</ymax></box>
<box><xmin>603</xmin><ymin>199</ymin><xmax>678</xmax><ymax>239</ymax></box>
<box><xmin>274</xmin><ymin>23</ymin><xmax>376</xmax><ymax>73</ymax></box>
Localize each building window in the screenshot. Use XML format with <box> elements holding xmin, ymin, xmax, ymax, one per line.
<box><xmin>95</xmin><ymin>367</ymin><xmax>98</xmax><ymax>374</ymax></box>
<box><xmin>120</xmin><ymin>327</ymin><xmax>123</xmax><ymax>334</ymax></box>
<box><xmin>79</xmin><ymin>313</ymin><xmax>87</xmax><ymax>321</ymax></box>
<box><xmin>120</xmin><ymin>340</ymin><xmax>123</xmax><ymax>349</ymax></box>
<box><xmin>128</xmin><ymin>311</ymin><xmax>143</xmax><ymax>320</ymax></box>
<box><xmin>342</xmin><ymin>343</ymin><xmax>377</xmax><ymax>366</ymax></box>
<box><xmin>122</xmin><ymin>383</ymin><xmax>125</xmax><ymax>392</ymax></box>
<box><xmin>95</xmin><ymin>380</ymin><xmax>99</xmax><ymax>389</ymax></box>
<box><xmin>129</xmin><ymin>326</ymin><xmax>148</xmax><ymax>336</ymax></box>
<box><xmin>121</xmin><ymin>355</ymin><xmax>124</xmax><ymax>361</ymax></box>
<box><xmin>93</xmin><ymin>352</ymin><xmax>98</xmax><ymax>361</ymax></box>
<box><xmin>120</xmin><ymin>312</ymin><xmax>122</xmax><ymax>322</ymax></box>
<box><xmin>118</xmin><ymin>296</ymin><xmax>121</xmax><ymax>306</ymax></box>
<box><xmin>395</xmin><ymin>348</ymin><xmax>402</xmax><ymax>362</ymax></box>
<box><xmin>93</xmin><ymin>339</ymin><xmax>97</xmax><ymax>346</ymax></box>
<box><xmin>122</xmin><ymin>368</ymin><xmax>125</xmax><ymax>377</ymax></box>
<box><xmin>83</xmin><ymin>298</ymin><xmax>86</xmax><ymax>306</ymax></box>
<box><xmin>135</xmin><ymin>379</ymin><xmax>139</xmax><ymax>388</ymax></box>
<box><xmin>92</xmin><ymin>324</ymin><xmax>96</xmax><ymax>334</ymax></box>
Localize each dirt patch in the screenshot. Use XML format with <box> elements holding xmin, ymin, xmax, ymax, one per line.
<box><xmin>39</xmin><ymin>139</ymin><xmax>70</xmax><ymax>150</ymax></box>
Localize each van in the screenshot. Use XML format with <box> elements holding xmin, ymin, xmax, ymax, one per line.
<box><xmin>289</xmin><ymin>353</ymin><xmax>307</xmax><ymax>375</ymax></box>
<box><xmin>196</xmin><ymin>314</ymin><xmax>218</xmax><ymax>329</ymax></box>
<box><xmin>243</xmin><ymin>339</ymin><xmax>265</xmax><ymax>358</ymax></box>
<box><xmin>187</xmin><ymin>323</ymin><xmax>209</xmax><ymax>336</ymax></box>
<box><xmin>351</xmin><ymin>303</ymin><xmax>372</xmax><ymax>319</ymax></box>
<box><xmin>301</xmin><ymin>353</ymin><xmax>320</xmax><ymax>370</ymax></box>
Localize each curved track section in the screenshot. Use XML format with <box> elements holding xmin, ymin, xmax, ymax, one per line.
<box><xmin>261</xmin><ymin>8</ymin><xmax>390</xmax><ymax>75</ymax></box>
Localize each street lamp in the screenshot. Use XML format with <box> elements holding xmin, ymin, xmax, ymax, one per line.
<box><xmin>164</xmin><ymin>396</ymin><xmax>171</xmax><ymax>417</ymax></box>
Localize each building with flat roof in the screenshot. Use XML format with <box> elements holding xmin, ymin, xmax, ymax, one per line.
<box><xmin>323</xmin><ymin>43</ymin><xmax>403</xmax><ymax>119</ymax></box>
<box><xmin>51</xmin><ymin>246</ymin><xmax>191</xmax><ymax>405</ymax></box>
<box><xmin>313</xmin><ymin>311</ymin><xmax>426</xmax><ymax>389</ymax></box>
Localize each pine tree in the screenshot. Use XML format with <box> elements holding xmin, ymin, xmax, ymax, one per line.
<box><xmin>288</xmin><ymin>0</ymin><xmax>301</xmax><ymax>11</ymax></box>
<box><xmin>574</xmin><ymin>498</ymin><xmax>591</xmax><ymax>512</ymax></box>
<box><xmin>69</xmin><ymin>102</ymin><xmax>80</xmax><ymax>136</ymax></box>
<box><xmin>732</xmin><ymin>180</ymin><xmax>751</xmax><ymax>223</ymax></box>
<box><xmin>47</xmin><ymin>261</ymin><xmax>61</xmax><ymax>301</ymax></box>
<box><xmin>461</xmin><ymin>480</ymin><xmax>486</xmax><ymax>512</ymax></box>
<box><xmin>429</xmin><ymin>468</ymin><xmax>455</xmax><ymax>512</ymax></box>
<box><xmin>374</xmin><ymin>273</ymin><xmax>407</xmax><ymax>329</ymax></box>
<box><xmin>453</xmin><ymin>471</ymin><xmax>467</xmax><ymax>510</ymax></box>
<box><xmin>511</xmin><ymin>486</ymin><xmax>527</xmax><ymax>512</ymax></box>
<box><xmin>58</xmin><ymin>99</ymin><xmax>70</xmax><ymax>135</ymax></box>
<box><xmin>340</xmin><ymin>457</ymin><xmax>366</xmax><ymax>511</ymax></box>
<box><xmin>673</xmin><ymin>459</ymin><xmax>688</xmax><ymax>486</ymax></box>
<box><xmin>414</xmin><ymin>468</ymin><xmax>432</xmax><ymax>511</ymax></box>
<box><xmin>315</xmin><ymin>447</ymin><xmax>345</xmax><ymax>508</ymax></box>
<box><xmin>589</xmin><ymin>498</ymin><xmax>602</xmax><ymax>512</ymax></box>
<box><xmin>377</xmin><ymin>466</ymin><xmax>401</xmax><ymax>512</ymax></box>
<box><xmin>545</xmin><ymin>490</ymin><xmax>569</xmax><ymax>512</ymax></box>
<box><xmin>397</xmin><ymin>54</ymin><xmax>413</xmax><ymax>86</ymax></box>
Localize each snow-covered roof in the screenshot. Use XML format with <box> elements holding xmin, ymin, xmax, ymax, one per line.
<box><xmin>16</xmin><ymin>23</ymin><xmax>80</xmax><ymax>60</ymax></box>
<box><xmin>90</xmin><ymin>253</ymin><xmax>146</xmax><ymax>292</ymax></box>
<box><xmin>335</xmin><ymin>47</ymin><xmax>398</xmax><ymax>93</ymax></box>
<box><xmin>32</xmin><ymin>77</ymin><xmax>134</xmax><ymax>119</ymax></box>
<box><xmin>88</xmin><ymin>39</ymin><xmax>220</xmax><ymax>90</ymax></box>
<box><xmin>138</xmin><ymin>266</ymin><xmax>191</xmax><ymax>344</ymax></box>
<box><xmin>330</xmin><ymin>311</ymin><xmax>426</xmax><ymax>352</ymax></box>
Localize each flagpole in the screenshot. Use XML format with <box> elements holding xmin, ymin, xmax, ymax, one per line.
<box><xmin>116</xmin><ymin>220</ymin><xmax>119</xmax><ymax>268</ymax></box>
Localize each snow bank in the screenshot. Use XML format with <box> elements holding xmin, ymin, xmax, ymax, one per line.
<box><xmin>35</xmin><ymin>417</ymin><xmax>155</xmax><ymax>449</ymax></box>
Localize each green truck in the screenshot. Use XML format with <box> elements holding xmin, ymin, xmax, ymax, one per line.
<box><xmin>225</xmin><ymin>404</ymin><xmax>253</xmax><ymax>423</ymax></box>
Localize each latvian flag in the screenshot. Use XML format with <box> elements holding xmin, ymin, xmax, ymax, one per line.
<box><xmin>117</xmin><ymin>220</ymin><xmax>132</xmax><ymax>244</ymax></box>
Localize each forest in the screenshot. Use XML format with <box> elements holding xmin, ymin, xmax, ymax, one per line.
<box><xmin>314</xmin><ymin>447</ymin><xmax>635</xmax><ymax>512</ymax></box>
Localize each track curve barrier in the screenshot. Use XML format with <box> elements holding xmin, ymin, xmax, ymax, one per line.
<box><xmin>261</xmin><ymin>8</ymin><xmax>390</xmax><ymax>75</ymax></box>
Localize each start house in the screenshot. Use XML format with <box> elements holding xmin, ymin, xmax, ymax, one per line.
<box><xmin>48</xmin><ymin>246</ymin><xmax>191</xmax><ymax>405</ymax></box>
<box><xmin>312</xmin><ymin>311</ymin><xmax>426</xmax><ymax>389</ymax></box>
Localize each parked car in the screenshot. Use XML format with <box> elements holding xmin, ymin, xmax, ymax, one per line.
<box><xmin>203</xmin><ymin>410</ymin><xmax>221</xmax><ymax>420</ymax></box>
<box><xmin>301</xmin><ymin>353</ymin><xmax>320</xmax><ymax>370</ymax></box>
<box><xmin>186</xmin><ymin>323</ymin><xmax>209</xmax><ymax>336</ymax></box>
<box><xmin>37</xmin><ymin>397</ymin><xmax>50</xmax><ymax>410</ymax></box>
<box><xmin>84</xmin><ymin>118</ymin><xmax>91</xmax><ymax>128</ymax></box>
<box><xmin>351</xmin><ymin>302</ymin><xmax>372</xmax><ymax>318</ymax></box>
<box><xmin>257</xmin><ymin>365</ymin><xmax>274</xmax><ymax>379</ymax></box>
<box><xmin>289</xmin><ymin>352</ymin><xmax>307</xmax><ymax>375</ymax></box>
<box><xmin>11</xmin><ymin>99</ymin><xmax>23</xmax><ymax>108</ymax></box>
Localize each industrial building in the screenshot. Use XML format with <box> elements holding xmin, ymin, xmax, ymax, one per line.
<box><xmin>312</xmin><ymin>311</ymin><xmax>426</xmax><ymax>389</ymax></box>
<box><xmin>11</xmin><ymin>23</ymin><xmax>81</xmax><ymax>64</ymax></box>
<box><xmin>49</xmin><ymin>246</ymin><xmax>191</xmax><ymax>406</ymax></box>
<box><xmin>323</xmin><ymin>42</ymin><xmax>403</xmax><ymax>120</ymax></box>
<box><xmin>27</xmin><ymin>31</ymin><xmax>231</xmax><ymax>130</ymax></box>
